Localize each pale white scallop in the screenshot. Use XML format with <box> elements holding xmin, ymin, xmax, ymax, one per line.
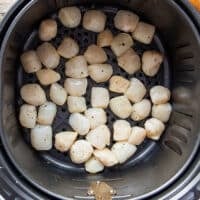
<box><xmin>37</xmin><ymin>101</ymin><xmax>57</xmax><ymax>125</ymax></box>
<box><xmin>50</xmin><ymin>83</ymin><xmax>67</xmax><ymax>106</ymax></box>
<box><xmin>85</xmin><ymin>108</ymin><xmax>107</xmax><ymax>129</ymax></box>
<box><xmin>31</xmin><ymin>125</ymin><xmax>52</xmax><ymax>150</ymax></box>
<box><xmin>70</xmin><ymin>140</ymin><xmax>93</xmax><ymax>164</ymax></box>
<box><xmin>69</xmin><ymin>113</ymin><xmax>90</xmax><ymax>135</ymax></box>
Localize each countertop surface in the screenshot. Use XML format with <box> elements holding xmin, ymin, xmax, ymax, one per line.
<box><xmin>0</xmin><ymin>0</ymin><xmax>17</xmax><ymax>21</ymax></box>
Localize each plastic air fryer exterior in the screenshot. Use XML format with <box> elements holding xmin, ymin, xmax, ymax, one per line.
<box><xmin>0</xmin><ymin>0</ymin><xmax>199</xmax><ymax>199</ymax></box>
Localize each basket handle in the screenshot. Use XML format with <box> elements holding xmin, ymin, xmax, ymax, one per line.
<box><xmin>189</xmin><ymin>0</ymin><xmax>200</xmax><ymax>11</ymax></box>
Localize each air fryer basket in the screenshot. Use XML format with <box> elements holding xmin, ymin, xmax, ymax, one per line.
<box><xmin>0</xmin><ymin>0</ymin><xmax>200</xmax><ymax>199</ymax></box>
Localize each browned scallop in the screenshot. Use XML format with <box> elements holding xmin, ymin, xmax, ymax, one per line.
<box><xmin>142</xmin><ymin>50</ymin><xmax>163</xmax><ymax>77</ymax></box>
<box><xmin>20</xmin><ymin>84</ymin><xmax>46</xmax><ymax>106</ymax></box>
<box><xmin>93</xmin><ymin>148</ymin><xmax>118</xmax><ymax>167</ymax></box>
<box><xmin>57</xmin><ymin>37</ymin><xmax>79</xmax><ymax>59</ymax></box>
<box><xmin>88</xmin><ymin>64</ymin><xmax>113</xmax><ymax>83</ymax></box>
<box><xmin>65</xmin><ymin>56</ymin><xmax>88</xmax><ymax>78</ymax></box>
<box><xmin>97</xmin><ymin>29</ymin><xmax>113</xmax><ymax>47</ymax></box>
<box><xmin>83</xmin><ymin>10</ymin><xmax>106</xmax><ymax>32</ymax></box>
<box><xmin>36</xmin><ymin>69</ymin><xmax>60</xmax><ymax>86</ymax></box>
<box><xmin>109</xmin><ymin>75</ymin><xmax>130</xmax><ymax>93</ymax></box>
<box><xmin>117</xmin><ymin>48</ymin><xmax>141</xmax><ymax>75</ymax></box>
<box><xmin>19</xmin><ymin>104</ymin><xmax>37</xmax><ymax>128</ymax></box>
<box><xmin>38</xmin><ymin>19</ymin><xmax>57</xmax><ymax>41</ymax></box>
<box><xmin>84</xmin><ymin>44</ymin><xmax>107</xmax><ymax>64</ymax></box>
<box><xmin>114</xmin><ymin>10</ymin><xmax>139</xmax><ymax>32</ymax></box>
<box><xmin>55</xmin><ymin>131</ymin><xmax>78</xmax><ymax>152</ymax></box>
<box><xmin>144</xmin><ymin>118</ymin><xmax>165</xmax><ymax>140</ymax></box>
<box><xmin>132</xmin><ymin>22</ymin><xmax>155</xmax><ymax>44</ymax></box>
<box><xmin>20</xmin><ymin>50</ymin><xmax>42</xmax><ymax>73</ymax></box>
<box><xmin>58</xmin><ymin>7</ymin><xmax>81</xmax><ymax>28</ymax></box>
<box><xmin>128</xmin><ymin>126</ymin><xmax>146</xmax><ymax>145</ymax></box>
<box><xmin>37</xmin><ymin>42</ymin><xmax>60</xmax><ymax>69</ymax></box>
<box><xmin>111</xmin><ymin>33</ymin><xmax>134</xmax><ymax>56</ymax></box>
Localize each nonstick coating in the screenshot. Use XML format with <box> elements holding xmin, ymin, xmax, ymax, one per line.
<box><xmin>17</xmin><ymin>6</ymin><xmax>170</xmax><ymax>172</ymax></box>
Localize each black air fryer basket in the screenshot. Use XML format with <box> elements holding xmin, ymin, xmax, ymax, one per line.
<box><xmin>0</xmin><ymin>0</ymin><xmax>200</xmax><ymax>199</ymax></box>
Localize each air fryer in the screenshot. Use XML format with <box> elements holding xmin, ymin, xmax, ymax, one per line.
<box><xmin>0</xmin><ymin>0</ymin><xmax>199</xmax><ymax>199</ymax></box>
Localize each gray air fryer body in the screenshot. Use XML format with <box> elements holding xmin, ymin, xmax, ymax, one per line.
<box><xmin>0</xmin><ymin>0</ymin><xmax>200</xmax><ymax>199</ymax></box>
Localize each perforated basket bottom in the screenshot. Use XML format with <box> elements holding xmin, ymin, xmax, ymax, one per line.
<box><xmin>17</xmin><ymin>6</ymin><xmax>170</xmax><ymax>172</ymax></box>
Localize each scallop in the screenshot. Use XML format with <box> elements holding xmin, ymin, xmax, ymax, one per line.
<box><xmin>109</xmin><ymin>75</ymin><xmax>130</xmax><ymax>93</ymax></box>
<box><xmin>128</xmin><ymin>126</ymin><xmax>146</xmax><ymax>145</ymax></box>
<box><xmin>54</xmin><ymin>131</ymin><xmax>78</xmax><ymax>152</ymax></box>
<box><xmin>20</xmin><ymin>50</ymin><xmax>42</xmax><ymax>73</ymax></box>
<box><xmin>70</xmin><ymin>140</ymin><xmax>93</xmax><ymax>164</ymax></box>
<box><xmin>111</xmin><ymin>33</ymin><xmax>134</xmax><ymax>56</ymax></box>
<box><xmin>91</xmin><ymin>87</ymin><xmax>109</xmax><ymax>108</ymax></box>
<box><xmin>37</xmin><ymin>101</ymin><xmax>57</xmax><ymax>125</ymax></box>
<box><xmin>31</xmin><ymin>125</ymin><xmax>52</xmax><ymax>150</ymax></box>
<box><xmin>150</xmin><ymin>85</ymin><xmax>171</xmax><ymax>105</ymax></box>
<box><xmin>19</xmin><ymin>104</ymin><xmax>37</xmax><ymax>128</ymax></box>
<box><xmin>109</xmin><ymin>96</ymin><xmax>132</xmax><ymax>119</ymax></box>
<box><xmin>58</xmin><ymin>6</ymin><xmax>81</xmax><ymax>28</ymax></box>
<box><xmin>20</xmin><ymin>84</ymin><xmax>46</xmax><ymax>106</ymax></box>
<box><xmin>69</xmin><ymin>113</ymin><xmax>90</xmax><ymax>135</ymax></box>
<box><xmin>132</xmin><ymin>22</ymin><xmax>155</xmax><ymax>44</ymax></box>
<box><xmin>36</xmin><ymin>69</ymin><xmax>60</xmax><ymax>85</ymax></box>
<box><xmin>152</xmin><ymin>103</ymin><xmax>172</xmax><ymax>122</ymax></box>
<box><xmin>97</xmin><ymin>29</ymin><xmax>113</xmax><ymax>47</ymax></box>
<box><xmin>142</xmin><ymin>50</ymin><xmax>164</xmax><ymax>77</ymax></box>
<box><xmin>67</xmin><ymin>96</ymin><xmax>87</xmax><ymax>113</ymax></box>
<box><xmin>144</xmin><ymin>118</ymin><xmax>165</xmax><ymax>140</ymax></box>
<box><xmin>65</xmin><ymin>56</ymin><xmax>88</xmax><ymax>78</ymax></box>
<box><xmin>64</xmin><ymin>78</ymin><xmax>87</xmax><ymax>96</ymax></box>
<box><xmin>131</xmin><ymin>99</ymin><xmax>151</xmax><ymax>121</ymax></box>
<box><xmin>50</xmin><ymin>83</ymin><xmax>67</xmax><ymax>106</ymax></box>
<box><xmin>114</xmin><ymin>10</ymin><xmax>139</xmax><ymax>32</ymax></box>
<box><xmin>126</xmin><ymin>78</ymin><xmax>146</xmax><ymax>103</ymax></box>
<box><xmin>88</xmin><ymin>64</ymin><xmax>113</xmax><ymax>83</ymax></box>
<box><xmin>38</xmin><ymin>19</ymin><xmax>57</xmax><ymax>41</ymax></box>
<box><xmin>84</xmin><ymin>44</ymin><xmax>107</xmax><ymax>64</ymax></box>
<box><xmin>85</xmin><ymin>108</ymin><xmax>107</xmax><ymax>129</ymax></box>
<box><xmin>93</xmin><ymin>148</ymin><xmax>118</xmax><ymax>167</ymax></box>
<box><xmin>86</xmin><ymin>125</ymin><xmax>110</xmax><ymax>150</ymax></box>
<box><xmin>111</xmin><ymin>142</ymin><xmax>137</xmax><ymax>164</ymax></box>
<box><xmin>57</xmin><ymin>37</ymin><xmax>79</xmax><ymax>59</ymax></box>
<box><xmin>113</xmin><ymin>120</ymin><xmax>131</xmax><ymax>141</ymax></box>
<box><xmin>36</xmin><ymin>42</ymin><xmax>60</xmax><ymax>69</ymax></box>
<box><xmin>117</xmin><ymin>48</ymin><xmax>141</xmax><ymax>74</ymax></box>
<box><xmin>85</xmin><ymin>157</ymin><xmax>104</xmax><ymax>174</ymax></box>
<box><xmin>83</xmin><ymin>10</ymin><xmax>106</xmax><ymax>32</ymax></box>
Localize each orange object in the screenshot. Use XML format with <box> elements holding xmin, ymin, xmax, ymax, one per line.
<box><xmin>189</xmin><ymin>0</ymin><xmax>200</xmax><ymax>11</ymax></box>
